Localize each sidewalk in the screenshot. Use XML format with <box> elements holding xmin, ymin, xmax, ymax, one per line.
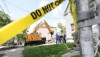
<box><xmin>62</xmin><ymin>50</ymin><xmax>80</xmax><ymax>57</ymax></box>
<box><xmin>62</xmin><ymin>47</ymin><xmax>80</xmax><ymax>57</ymax></box>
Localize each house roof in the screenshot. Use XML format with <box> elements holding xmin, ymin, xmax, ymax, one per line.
<box><xmin>41</xmin><ymin>25</ymin><xmax>57</xmax><ymax>28</ymax></box>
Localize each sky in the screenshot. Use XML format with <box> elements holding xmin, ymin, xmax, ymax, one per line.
<box><xmin>0</xmin><ymin>0</ymin><xmax>74</xmax><ymax>38</ymax></box>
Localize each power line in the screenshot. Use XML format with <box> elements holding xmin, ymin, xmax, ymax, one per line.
<box><xmin>2</xmin><ymin>0</ymin><xmax>65</xmax><ymax>20</ymax></box>
<box><xmin>0</xmin><ymin>5</ymin><xmax>10</xmax><ymax>21</ymax></box>
<box><xmin>44</xmin><ymin>16</ymin><xmax>64</xmax><ymax>19</ymax></box>
<box><xmin>0</xmin><ymin>5</ymin><xmax>5</xmax><ymax>12</ymax></box>
<box><xmin>5</xmin><ymin>0</ymin><xmax>29</xmax><ymax>13</ymax></box>
<box><xmin>2</xmin><ymin>0</ymin><xmax>11</xmax><ymax>14</ymax></box>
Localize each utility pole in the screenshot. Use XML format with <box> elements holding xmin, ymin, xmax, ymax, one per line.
<box><xmin>76</xmin><ymin>0</ymin><xmax>94</xmax><ymax>57</ymax></box>
<box><xmin>96</xmin><ymin>0</ymin><xmax>100</xmax><ymax>39</ymax></box>
<box><xmin>95</xmin><ymin>0</ymin><xmax>100</xmax><ymax>56</ymax></box>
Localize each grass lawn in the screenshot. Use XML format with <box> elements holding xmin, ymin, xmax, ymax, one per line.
<box><xmin>72</xmin><ymin>55</ymin><xmax>80</xmax><ymax>57</ymax></box>
<box><xmin>23</xmin><ymin>43</ymin><xmax>74</xmax><ymax>57</ymax></box>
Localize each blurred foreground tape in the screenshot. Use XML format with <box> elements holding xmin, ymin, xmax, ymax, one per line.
<box><xmin>0</xmin><ymin>0</ymin><xmax>64</xmax><ymax>45</ymax></box>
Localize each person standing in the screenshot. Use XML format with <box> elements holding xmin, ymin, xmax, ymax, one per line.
<box><xmin>63</xmin><ymin>33</ymin><xmax>66</xmax><ymax>43</ymax></box>
<box><xmin>56</xmin><ymin>32</ymin><xmax>60</xmax><ymax>44</ymax></box>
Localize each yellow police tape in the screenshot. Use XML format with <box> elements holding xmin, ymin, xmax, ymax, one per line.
<box><xmin>0</xmin><ymin>0</ymin><xmax>65</xmax><ymax>45</ymax></box>
<box><xmin>70</xmin><ymin>0</ymin><xmax>78</xmax><ymax>32</ymax></box>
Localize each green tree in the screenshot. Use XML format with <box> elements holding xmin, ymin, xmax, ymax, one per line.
<box><xmin>0</xmin><ymin>10</ymin><xmax>12</xmax><ymax>45</ymax></box>
<box><xmin>0</xmin><ymin>10</ymin><xmax>11</xmax><ymax>27</ymax></box>
<box><xmin>57</xmin><ymin>23</ymin><xmax>66</xmax><ymax>33</ymax></box>
<box><xmin>17</xmin><ymin>29</ymin><xmax>27</xmax><ymax>42</ymax></box>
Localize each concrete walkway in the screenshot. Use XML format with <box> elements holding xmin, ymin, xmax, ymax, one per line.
<box><xmin>62</xmin><ymin>50</ymin><xmax>80</xmax><ymax>57</ymax></box>
<box><xmin>0</xmin><ymin>47</ymin><xmax>24</xmax><ymax>57</ymax></box>
<box><xmin>62</xmin><ymin>47</ymin><xmax>80</xmax><ymax>57</ymax></box>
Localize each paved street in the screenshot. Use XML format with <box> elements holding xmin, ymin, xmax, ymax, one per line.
<box><xmin>0</xmin><ymin>47</ymin><xmax>24</xmax><ymax>57</ymax></box>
